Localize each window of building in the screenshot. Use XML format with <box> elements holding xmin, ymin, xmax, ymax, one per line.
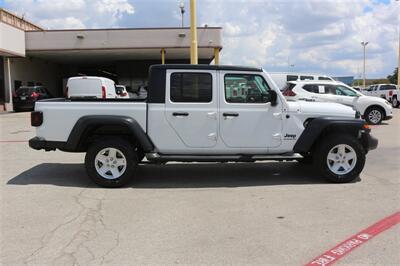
<box><xmin>170</xmin><ymin>73</ymin><xmax>212</xmax><ymax>102</ymax></box>
<box><xmin>224</xmin><ymin>74</ymin><xmax>272</xmax><ymax>103</ymax></box>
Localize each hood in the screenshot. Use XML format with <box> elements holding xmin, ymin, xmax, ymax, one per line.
<box><xmin>287</xmin><ymin>101</ymin><xmax>356</xmax><ymax>118</ymax></box>
<box><xmin>360</xmin><ymin>94</ymin><xmax>388</xmax><ymax>104</ymax></box>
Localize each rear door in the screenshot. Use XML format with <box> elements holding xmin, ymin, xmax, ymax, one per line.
<box><xmin>165</xmin><ymin>70</ymin><xmax>218</xmax><ymax>148</ymax></box>
<box><xmin>303</xmin><ymin>84</ymin><xmax>336</xmax><ymax>102</ymax></box>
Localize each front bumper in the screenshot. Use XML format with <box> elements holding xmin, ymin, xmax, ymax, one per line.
<box><xmin>384</xmin><ymin>114</ymin><xmax>393</xmax><ymax>121</ymax></box>
<box><xmin>363</xmin><ymin>133</ymin><xmax>378</xmax><ymax>151</ymax></box>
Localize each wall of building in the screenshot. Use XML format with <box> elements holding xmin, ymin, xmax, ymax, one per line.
<box><xmin>0</xmin><ymin>22</ymin><xmax>25</xmax><ymax>57</ymax></box>
<box><xmin>4</xmin><ymin>57</ymin><xmax>63</xmax><ymax>98</ymax></box>
<box><xmin>26</xmin><ymin>28</ymin><xmax>222</xmax><ymax>52</ymax></box>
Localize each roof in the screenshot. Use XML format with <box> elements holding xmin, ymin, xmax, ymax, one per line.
<box><xmin>268</xmin><ymin>71</ymin><xmax>332</xmax><ymax>77</ymax></box>
<box><xmin>288</xmin><ymin>80</ymin><xmax>341</xmax><ymax>85</ymax></box>
<box><xmin>0</xmin><ymin>8</ymin><xmax>43</xmax><ymax>31</ymax></box>
<box><xmin>150</xmin><ymin>64</ymin><xmax>263</xmax><ymax>72</ymax></box>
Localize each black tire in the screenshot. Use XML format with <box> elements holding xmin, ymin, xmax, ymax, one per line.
<box><xmin>85</xmin><ymin>138</ymin><xmax>138</xmax><ymax>188</ymax></box>
<box><xmin>392</xmin><ymin>97</ymin><xmax>399</xmax><ymax>108</ymax></box>
<box><xmin>364</xmin><ymin>106</ymin><xmax>384</xmax><ymax>125</ymax></box>
<box><xmin>313</xmin><ymin>134</ymin><xmax>365</xmax><ymax>183</ymax></box>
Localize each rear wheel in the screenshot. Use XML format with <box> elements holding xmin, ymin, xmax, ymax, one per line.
<box><xmin>313</xmin><ymin>134</ymin><xmax>365</xmax><ymax>183</ymax></box>
<box><xmin>365</xmin><ymin>107</ymin><xmax>384</xmax><ymax>125</ymax></box>
<box><xmin>85</xmin><ymin>138</ymin><xmax>138</xmax><ymax>187</ymax></box>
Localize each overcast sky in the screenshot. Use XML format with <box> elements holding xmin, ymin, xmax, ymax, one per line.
<box><xmin>1</xmin><ymin>0</ymin><xmax>399</xmax><ymax>78</ymax></box>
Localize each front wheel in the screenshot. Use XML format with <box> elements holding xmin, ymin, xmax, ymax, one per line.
<box><xmin>365</xmin><ymin>107</ymin><xmax>384</xmax><ymax>125</ymax></box>
<box><xmin>313</xmin><ymin>135</ymin><xmax>365</xmax><ymax>183</ymax></box>
<box><xmin>392</xmin><ymin>97</ymin><xmax>399</xmax><ymax>108</ymax></box>
<box><xmin>85</xmin><ymin>138</ymin><xmax>138</xmax><ymax>188</ymax></box>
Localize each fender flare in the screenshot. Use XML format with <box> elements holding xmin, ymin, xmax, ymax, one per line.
<box><xmin>293</xmin><ymin>117</ymin><xmax>365</xmax><ymax>153</ymax></box>
<box><xmin>65</xmin><ymin>115</ymin><xmax>154</xmax><ymax>152</ymax></box>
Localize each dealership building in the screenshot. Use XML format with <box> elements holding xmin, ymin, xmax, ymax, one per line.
<box><xmin>0</xmin><ymin>8</ymin><xmax>222</xmax><ymax>111</ymax></box>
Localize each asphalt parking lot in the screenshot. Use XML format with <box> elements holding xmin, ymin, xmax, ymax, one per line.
<box><xmin>1</xmin><ymin>110</ymin><xmax>399</xmax><ymax>265</ymax></box>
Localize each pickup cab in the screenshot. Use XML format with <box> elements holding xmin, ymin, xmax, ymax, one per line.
<box><xmin>363</xmin><ymin>84</ymin><xmax>398</xmax><ymax>107</ymax></box>
<box><xmin>29</xmin><ymin>64</ymin><xmax>378</xmax><ymax>187</ymax></box>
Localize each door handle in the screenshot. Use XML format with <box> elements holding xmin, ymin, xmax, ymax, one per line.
<box><xmin>172</xmin><ymin>112</ymin><xmax>189</xmax><ymax>117</ymax></box>
<box><xmin>223</xmin><ymin>112</ymin><xmax>239</xmax><ymax>117</ymax></box>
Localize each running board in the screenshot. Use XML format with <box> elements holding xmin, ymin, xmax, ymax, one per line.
<box><xmin>145</xmin><ymin>152</ymin><xmax>303</xmax><ymax>163</ymax></box>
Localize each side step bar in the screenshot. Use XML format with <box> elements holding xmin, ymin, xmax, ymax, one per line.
<box><xmin>145</xmin><ymin>152</ymin><xmax>303</xmax><ymax>163</ymax></box>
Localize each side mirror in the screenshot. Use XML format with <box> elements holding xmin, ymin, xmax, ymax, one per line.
<box><xmin>270</xmin><ymin>90</ymin><xmax>278</xmax><ymax>106</ymax></box>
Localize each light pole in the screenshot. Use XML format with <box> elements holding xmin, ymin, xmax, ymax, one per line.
<box><xmin>395</xmin><ymin>0</ymin><xmax>400</xmax><ymax>85</ymax></box>
<box><xmin>397</xmin><ymin>0</ymin><xmax>400</xmax><ymax>85</ymax></box>
<box><xmin>179</xmin><ymin>2</ymin><xmax>185</xmax><ymax>28</ymax></box>
<box><xmin>190</xmin><ymin>0</ymin><xmax>198</xmax><ymax>64</ymax></box>
<box><xmin>361</xmin><ymin>41</ymin><xmax>369</xmax><ymax>89</ymax></box>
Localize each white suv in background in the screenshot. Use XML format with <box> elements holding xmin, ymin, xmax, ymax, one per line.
<box><xmin>268</xmin><ymin>72</ymin><xmax>334</xmax><ymax>90</ymax></box>
<box><xmin>282</xmin><ymin>80</ymin><xmax>393</xmax><ymax>125</ymax></box>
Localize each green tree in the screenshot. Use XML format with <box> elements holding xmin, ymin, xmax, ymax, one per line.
<box><xmin>387</xmin><ymin>67</ymin><xmax>398</xmax><ymax>84</ymax></box>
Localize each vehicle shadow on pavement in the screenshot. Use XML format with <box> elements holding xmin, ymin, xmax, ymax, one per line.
<box><xmin>8</xmin><ymin>162</ymin><xmax>359</xmax><ymax>188</ymax></box>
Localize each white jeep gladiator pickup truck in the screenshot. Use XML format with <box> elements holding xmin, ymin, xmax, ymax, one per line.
<box><xmin>29</xmin><ymin>64</ymin><xmax>378</xmax><ymax>187</ymax></box>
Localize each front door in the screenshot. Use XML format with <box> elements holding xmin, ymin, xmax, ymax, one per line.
<box><xmin>328</xmin><ymin>84</ymin><xmax>359</xmax><ymax>107</ymax></box>
<box><xmin>165</xmin><ymin>70</ymin><xmax>218</xmax><ymax>148</ymax></box>
<box><xmin>219</xmin><ymin>72</ymin><xmax>283</xmax><ymax>149</ymax></box>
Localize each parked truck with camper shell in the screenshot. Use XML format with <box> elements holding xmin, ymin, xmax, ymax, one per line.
<box><xmin>29</xmin><ymin>65</ymin><xmax>378</xmax><ymax>187</ymax></box>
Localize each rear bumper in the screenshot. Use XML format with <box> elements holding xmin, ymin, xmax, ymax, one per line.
<box><xmin>29</xmin><ymin>137</ymin><xmax>66</xmax><ymax>151</ymax></box>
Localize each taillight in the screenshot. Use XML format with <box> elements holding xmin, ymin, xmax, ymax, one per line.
<box><xmin>12</xmin><ymin>91</ymin><xmax>17</xmax><ymax>98</ymax></box>
<box><xmin>389</xmin><ymin>90</ymin><xmax>393</xmax><ymax>96</ymax></box>
<box><xmin>283</xmin><ymin>90</ymin><xmax>296</xmax><ymax>97</ymax></box>
<box><xmin>101</xmin><ymin>86</ymin><xmax>106</xmax><ymax>99</ymax></box>
<box><xmin>31</xmin><ymin>92</ymin><xmax>39</xmax><ymax>99</ymax></box>
<box><xmin>31</xmin><ymin>111</ymin><xmax>43</xmax><ymax>127</ymax></box>
<box><xmin>121</xmin><ymin>92</ymin><xmax>127</xmax><ymax>97</ymax></box>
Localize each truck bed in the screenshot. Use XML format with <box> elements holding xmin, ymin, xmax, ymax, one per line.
<box><xmin>34</xmin><ymin>98</ymin><xmax>147</xmax><ymax>142</ymax></box>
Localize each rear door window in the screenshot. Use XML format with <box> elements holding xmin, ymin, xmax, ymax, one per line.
<box><xmin>381</xmin><ymin>85</ymin><xmax>396</xmax><ymax>90</ymax></box>
<box><xmin>170</xmin><ymin>73</ymin><xmax>212</xmax><ymax>102</ymax></box>
<box><xmin>300</xmin><ymin>76</ymin><xmax>314</xmax><ymax>80</ymax></box>
<box><xmin>303</xmin><ymin>84</ymin><xmax>319</xmax><ymax>93</ymax></box>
